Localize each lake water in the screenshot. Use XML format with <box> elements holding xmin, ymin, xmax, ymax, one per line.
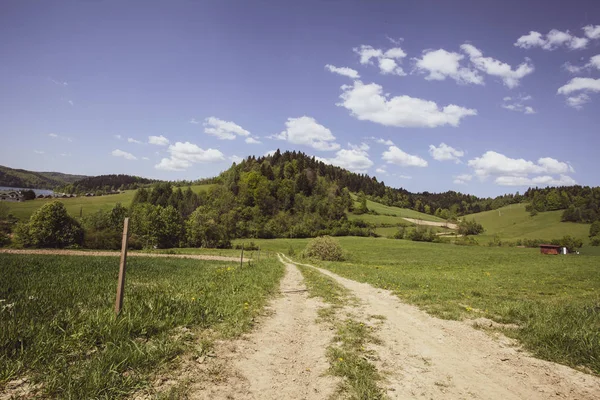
<box><xmin>0</xmin><ymin>186</ymin><xmax>55</xmax><ymax>196</ymax></box>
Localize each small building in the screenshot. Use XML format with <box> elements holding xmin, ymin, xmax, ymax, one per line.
<box><xmin>540</xmin><ymin>244</ymin><xmax>561</xmax><ymax>255</ymax></box>
<box><xmin>0</xmin><ymin>190</ymin><xmax>24</xmax><ymax>202</ymax></box>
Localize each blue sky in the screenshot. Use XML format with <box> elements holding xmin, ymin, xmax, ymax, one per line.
<box><xmin>1</xmin><ymin>0</ymin><xmax>599</xmax><ymax>197</ymax></box>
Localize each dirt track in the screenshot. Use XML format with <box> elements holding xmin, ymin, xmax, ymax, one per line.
<box><xmin>281</xmin><ymin>255</ymin><xmax>600</xmax><ymax>399</ymax></box>
<box><xmin>0</xmin><ymin>248</ymin><xmax>245</xmax><ymax>262</ymax></box>
<box><xmin>402</xmin><ymin>218</ymin><xmax>458</xmax><ymax>230</ymax></box>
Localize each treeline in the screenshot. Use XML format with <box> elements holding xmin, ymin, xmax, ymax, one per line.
<box><xmin>58</xmin><ymin>174</ymin><xmax>158</xmax><ymax>194</ymax></box>
<box><xmin>523</xmin><ymin>186</ymin><xmax>600</xmax><ymax>223</ymax></box>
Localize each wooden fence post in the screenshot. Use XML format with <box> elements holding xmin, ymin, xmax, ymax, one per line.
<box><xmin>115</xmin><ymin>217</ymin><xmax>130</xmax><ymax>315</ymax></box>
<box><xmin>240</xmin><ymin>244</ymin><xmax>244</xmax><ymax>268</ymax></box>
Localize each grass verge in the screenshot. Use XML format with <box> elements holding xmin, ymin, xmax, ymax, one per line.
<box><xmin>0</xmin><ymin>254</ymin><xmax>284</xmax><ymax>399</ymax></box>
<box><xmin>291</xmin><ymin>256</ymin><xmax>386</xmax><ymax>399</ymax></box>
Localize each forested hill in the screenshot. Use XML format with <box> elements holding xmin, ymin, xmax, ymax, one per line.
<box><xmin>0</xmin><ymin>165</ymin><xmax>87</xmax><ymax>189</ymax></box>
<box><xmin>59</xmin><ymin>174</ymin><xmax>158</xmax><ymax>193</ymax></box>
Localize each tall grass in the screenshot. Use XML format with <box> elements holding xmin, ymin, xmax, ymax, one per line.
<box><xmin>0</xmin><ymin>254</ymin><xmax>283</xmax><ymax>398</ymax></box>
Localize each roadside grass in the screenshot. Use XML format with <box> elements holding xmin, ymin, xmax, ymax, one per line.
<box><xmin>290</xmin><ymin>256</ymin><xmax>386</xmax><ymax>399</ymax></box>
<box><xmin>466</xmin><ymin>203</ymin><xmax>591</xmax><ymax>244</ymax></box>
<box><xmin>3</xmin><ymin>184</ymin><xmax>214</xmax><ymax>221</ymax></box>
<box><xmin>0</xmin><ymin>254</ymin><xmax>284</xmax><ymax>399</ymax></box>
<box><xmin>294</xmin><ymin>236</ymin><xmax>600</xmax><ymax>374</ymax></box>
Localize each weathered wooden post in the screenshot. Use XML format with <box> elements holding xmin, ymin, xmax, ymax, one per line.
<box><xmin>240</xmin><ymin>243</ymin><xmax>244</xmax><ymax>268</ymax></box>
<box><xmin>115</xmin><ymin>217</ymin><xmax>130</xmax><ymax>315</ymax></box>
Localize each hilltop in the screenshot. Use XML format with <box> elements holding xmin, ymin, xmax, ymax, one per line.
<box><xmin>0</xmin><ymin>165</ymin><xmax>87</xmax><ymax>189</ymax></box>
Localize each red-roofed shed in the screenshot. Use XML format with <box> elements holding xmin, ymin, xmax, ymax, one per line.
<box><xmin>540</xmin><ymin>244</ymin><xmax>561</xmax><ymax>255</ymax></box>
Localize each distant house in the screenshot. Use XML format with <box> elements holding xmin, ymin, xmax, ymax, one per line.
<box><xmin>0</xmin><ymin>190</ymin><xmax>24</xmax><ymax>202</ymax></box>
<box><xmin>37</xmin><ymin>194</ymin><xmax>44</xmax><ymax>199</ymax></box>
<box><xmin>540</xmin><ymin>244</ymin><xmax>561</xmax><ymax>255</ymax></box>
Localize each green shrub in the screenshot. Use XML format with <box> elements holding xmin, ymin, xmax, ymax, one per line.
<box><xmin>590</xmin><ymin>236</ymin><xmax>600</xmax><ymax>247</ymax></box>
<box><xmin>14</xmin><ymin>201</ymin><xmax>83</xmax><ymax>248</ymax></box>
<box><xmin>550</xmin><ymin>235</ymin><xmax>583</xmax><ymax>253</ymax></box>
<box><xmin>303</xmin><ymin>236</ymin><xmax>344</xmax><ymax>261</ymax></box>
<box><xmin>590</xmin><ymin>221</ymin><xmax>600</xmax><ymax>238</ymax></box>
<box><xmin>457</xmin><ymin>219</ymin><xmax>485</xmax><ymax>236</ymax></box>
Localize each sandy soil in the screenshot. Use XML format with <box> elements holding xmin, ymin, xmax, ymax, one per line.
<box><xmin>403</xmin><ymin>218</ymin><xmax>458</xmax><ymax>230</ymax></box>
<box><xmin>283</xmin><ymin>255</ymin><xmax>600</xmax><ymax>400</ymax></box>
<box><xmin>0</xmin><ymin>248</ymin><xmax>244</xmax><ymax>262</ymax></box>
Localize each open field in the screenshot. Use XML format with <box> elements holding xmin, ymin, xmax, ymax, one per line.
<box><xmin>466</xmin><ymin>203</ymin><xmax>591</xmax><ymax>244</ymax></box>
<box><xmin>348</xmin><ymin>196</ymin><xmax>445</xmax><ymax>227</ymax></box>
<box><xmin>232</xmin><ymin>237</ymin><xmax>600</xmax><ymax>373</ymax></box>
<box><xmin>0</xmin><ymin>254</ymin><xmax>283</xmax><ymax>399</ymax></box>
<box><xmin>2</xmin><ymin>184</ymin><xmax>215</xmax><ymax>221</ymax></box>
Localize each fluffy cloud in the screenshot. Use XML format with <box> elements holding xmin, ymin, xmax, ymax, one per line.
<box><xmin>382</xmin><ymin>146</ymin><xmax>428</xmax><ymax>167</ymax></box>
<box><xmin>413</xmin><ymin>49</ymin><xmax>483</xmax><ymax>85</ymax></box>
<box><xmin>501</xmin><ymin>94</ymin><xmax>536</xmax><ymax>114</ymax></box>
<box><xmin>203</xmin><ymin>117</ymin><xmax>250</xmax><ymax>140</ymax></box>
<box><xmin>229</xmin><ymin>155</ymin><xmax>244</xmax><ymax>164</ymax></box>
<box><xmin>563</xmin><ymin>54</ymin><xmax>600</xmax><ymax>74</ymax></box>
<box><xmin>320</xmin><ymin>143</ymin><xmax>373</xmax><ymax>173</ymax></box>
<box><xmin>127</xmin><ymin>138</ymin><xmax>141</xmax><ymax>144</ymax></box>
<box><xmin>271</xmin><ymin>116</ymin><xmax>340</xmax><ymax>151</ymax></box>
<box><xmin>245</xmin><ymin>137</ymin><xmax>261</xmax><ymax>144</ymax></box>
<box><xmin>514</xmin><ymin>29</ymin><xmax>590</xmax><ymax>50</ymax></box>
<box><xmin>111</xmin><ymin>149</ymin><xmax>137</xmax><ymax>160</ymax></box>
<box><xmin>114</xmin><ymin>134</ymin><xmax>122</xmax><ymax>140</ymax></box>
<box><xmin>48</xmin><ymin>133</ymin><xmax>72</xmax><ymax>142</ymax></box>
<box><xmin>375</xmin><ymin>166</ymin><xmax>388</xmax><ymax>175</ymax></box>
<box><xmin>155</xmin><ymin>141</ymin><xmax>224</xmax><ymax>171</ymax></box>
<box><xmin>189</xmin><ymin>118</ymin><xmax>200</xmax><ymax>124</ymax></box>
<box><xmin>148</xmin><ymin>135</ymin><xmax>170</xmax><ymax>146</ymax></box>
<box><xmin>468</xmin><ymin>151</ymin><xmax>573</xmax><ymax>177</ymax></box>
<box><xmin>325</xmin><ymin>64</ymin><xmax>360</xmax><ymax>79</ymax></box>
<box><xmin>338</xmin><ymin>80</ymin><xmax>476</xmax><ymax>128</ymax></box>
<box><xmin>453</xmin><ymin>174</ymin><xmax>473</xmax><ymax>185</ymax></box>
<box><xmin>557</xmin><ymin>77</ymin><xmax>600</xmax><ymax>108</ymax></box>
<box><xmin>33</xmin><ymin>150</ymin><xmax>45</xmax><ymax>154</ymax></box>
<box><xmin>428</xmin><ymin>143</ymin><xmax>464</xmax><ymax>163</ymax></box>
<box><xmin>584</xmin><ymin>25</ymin><xmax>600</xmax><ymax>40</ymax></box>
<box><xmin>49</xmin><ymin>133</ymin><xmax>58</xmax><ymax>138</ymax></box>
<box><xmin>461</xmin><ymin>44</ymin><xmax>534</xmax><ymax>88</ymax></box>
<box><xmin>353</xmin><ymin>45</ymin><xmax>407</xmax><ymax>76</ymax></box>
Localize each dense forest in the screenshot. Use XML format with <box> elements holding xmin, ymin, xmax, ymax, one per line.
<box><xmin>57</xmin><ymin>174</ymin><xmax>158</xmax><ymax>193</ymax></box>
<box><xmin>523</xmin><ymin>186</ymin><xmax>600</xmax><ymax>223</ymax></box>
<box><xmin>0</xmin><ymin>165</ymin><xmax>86</xmax><ymax>189</ymax></box>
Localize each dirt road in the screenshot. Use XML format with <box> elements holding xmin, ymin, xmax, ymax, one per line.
<box><xmin>282</xmin><ymin>255</ymin><xmax>600</xmax><ymax>399</ymax></box>
<box><xmin>402</xmin><ymin>218</ymin><xmax>458</xmax><ymax>230</ymax></box>
<box><xmin>0</xmin><ymin>248</ymin><xmax>245</xmax><ymax>262</ymax></box>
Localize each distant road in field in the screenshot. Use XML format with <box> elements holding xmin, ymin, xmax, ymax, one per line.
<box><xmin>0</xmin><ymin>249</ymin><xmax>246</xmax><ymax>262</ymax></box>
<box><xmin>402</xmin><ymin>217</ymin><xmax>458</xmax><ymax>229</ymax></box>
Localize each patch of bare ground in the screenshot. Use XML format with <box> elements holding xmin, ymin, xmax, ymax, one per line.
<box><xmin>284</xmin><ymin>256</ymin><xmax>600</xmax><ymax>400</ymax></box>
<box><xmin>0</xmin><ymin>249</ymin><xmax>244</xmax><ymax>262</ymax></box>
<box><xmin>0</xmin><ymin>377</ymin><xmax>41</xmax><ymax>400</ymax></box>
<box><xmin>134</xmin><ymin>261</ymin><xmax>338</xmax><ymax>400</ymax></box>
<box><xmin>402</xmin><ymin>218</ymin><xmax>458</xmax><ymax>230</ymax></box>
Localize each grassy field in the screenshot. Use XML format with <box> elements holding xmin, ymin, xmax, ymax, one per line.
<box><xmin>0</xmin><ymin>254</ymin><xmax>283</xmax><ymax>398</ymax></box>
<box><xmin>466</xmin><ymin>203</ymin><xmax>591</xmax><ymax>243</ymax></box>
<box><xmin>348</xmin><ymin>197</ymin><xmax>445</xmax><ymax>228</ymax></box>
<box><xmin>236</xmin><ymin>237</ymin><xmax>600</xmax><ymax>374</ymax></box>
<box><xmin>3</xmin><ymin>184</ymin><xmax>215</xmax><ymax>221</ymax></box>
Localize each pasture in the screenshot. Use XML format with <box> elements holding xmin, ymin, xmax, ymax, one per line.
<box><xmin>235</xmin><ymin>237</ymin><xmax>600</xmax><ymax>373</ymax></box>
<box><xmin>0</xmin><ymin>254</ymin><xmax>283</xmax><ymax>398</ymax></box>
<box><xmin>348</xmin><ymin>197</ymin><xmax>445</xmax><ymax>228</ymax></box>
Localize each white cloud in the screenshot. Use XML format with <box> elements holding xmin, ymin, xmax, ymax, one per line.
<box><xmin>429</xmin><ymin>143</ymin><xmax>464</xmax><ymax>163</ymax></box>
<box><xmin>245</xmin><ymin>137</ymin><xmax>261</xmax><ymax>144</ymax></box>
<box><xmin>112</xmin><ymin>149</ymin><xmax>137</xmax><ymax>160</ymax></box>
<box><xmin>48</xmin><ymin>133</ymin><xmax>72</xmax><ymax>142</ymax></box>
<box><xmin>60</xmin><ymin>153</ymin><xmax>71</xmax><ymax>157</ymax></box>
<box><xmin>67</xmin><ymin>100</ymin><xmax>74</xmax><ymax>106</ymax></box>
<box><xmin>229</xmin><ymin>155</ymin><xmax>244</xmax><ymax>164</ymax></box>
<box><xmin>563</xmin><ymin>54</ymin><xmax>600</xmax><ymax>74</ymax></box>
<box><xmin>203</xmin><ymin>117</ymin><xmax>250</xmax><ymax>140</ymax></box>
<box><xmin>495</xmin><ymin>175</ymin><xmax>577</xmax><ymax>186</ymax></box>
<box><xmin>515</xmin><ymin>29</ymin><xmax>590</xmax><ymax>50</ymax></box>
<box><xmin>189</xmin><ymin>118</ymin><xmax>200</xmax><ymax>124</ymax></box>
<box><xmin>461</xmin><ymin>44</ymin><xmax>534</xmax><ymax>88</ymax></box>
<box><xmin>566</xmin><ymin>93</ymin><xmax>591</xmax><ymax>109</ymax></box>
<box><xmin>325</xmin><ymin>64</ymin><xmax>360</xmax><ymax>79</ymax></box>
<box><xmin>353</xmin><ymin>45</ymin><xmax>407</xmax><ymax>76</ymax></box>
<box><xmin>321</xmin><ymin>144</ymin><xmax>374</xmax><ymax>173</ymax></box>
<box><xmin>271</xmin><ymin>116</ymin><xmax>340</xmax><ymax>151</ymax></box>
<box><xmin>453</xmin><ymin>174</ymin><xmax>472</xmax><ymax>185</ymax></box>
<box><xmin>584</xmin><ymin>25</ymin><xmax>600</xmax><ymax>40</ymax></box>
<box><xmin>127</xmin><ymin>138</ymin><xmax>142</xmax><ymax>144</ymax></box>
<box><xmin>501</xmin><ymin>93</ymin><xmax>536</xmax><ymax>114</ymax></box>
<box><xmin>413</xmin><ymin>49</ymin><xmax>483</xmax><ymax>85</ymax></box>
<box><xmin>375</xmin><ymin>166</ymin><xmax>387</xmax><ymax>175</ymax></box>
<box><xmin>382</xmin><ymin>146</ymin><xmax>428</xmax><ymax>167</ymax></box>
<box><xmin>142</xmin><ymin>157</ymin><xmax>150</xmax><ymax>160</ymax></box>
<box><xmin>467</xmin><ymin>151</ymin><xmax>573</xmax><ymax>178</ymax></box>
<box><xmin>155</xmin><ymin>141</ymin><xmax>225</xmax><ymax>171</ymax></box>
<box><xmin>338</xmin><ymin>80</ymin><xmax>477</xmax><ymax>128</ymax></box>
<box><xmin>48</xmin><ymin>133</ymin><xmax>58</xmax><ymax>138</ymax></box>
<box><xmin>375</xmin><ymin>138</ymin><xmax>394</xmax><ymax>146</ymax></box>
<box><xmin>33</xmin><ymin>150</ymin><xmax>44</xmax><ymax>154</ymax></box>
<box><xmin>114</xmin><ymin>134</ymin><xmax>122</xmax><ymax>140</ymax></box>
<box><xmin>50</xmin><ymin>78</ymin><xmax>68</xmax><ymax>86</ymax></box>
<box><xmin>148</xmin><ymin>135</ymin><xmax>170</xmax><ymax>146</ymax></box>
<box><xmin>264</xmin><ymin>150</ymin><xmax>277</xmax><ymax>157</ymax></box>
<box><xmin>397</xmin><ymin>174</ymin><xmax>412</xmax><ymax>179</ymax></box>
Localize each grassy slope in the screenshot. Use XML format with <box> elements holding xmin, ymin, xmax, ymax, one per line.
<box><xmin>4</xmin><ymin>185</ymin><xmax>214</xmax><ymax>221</ymax></box>
<box><xmin>466</xmin><ymin>203</ymin><xmax>591</xmax><ymax>243</ymax></box>
<box><xmin>348</xmin><ymin>197</ymin><xmax>445</xmax><ymax>227</ymax></box>
<box><xmin>0</xmin><ymin>165</ymin><xmax>86</xmax><ymax>189</ymax></box>
<box><xmin>0</xmin><ymin>254</ymin><xmax>284</xmax><ymax>398</ymax></box>
<box><xmin>259</xmin><ymin>236</ymin><xmax>600</xmax><ymax>374</ymax></box>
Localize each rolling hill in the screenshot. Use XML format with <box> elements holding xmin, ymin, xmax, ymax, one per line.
<box><xmin>0</xmin><ymin>165</ymin><xmax>87</xmax><ymax>189</ymax></box>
